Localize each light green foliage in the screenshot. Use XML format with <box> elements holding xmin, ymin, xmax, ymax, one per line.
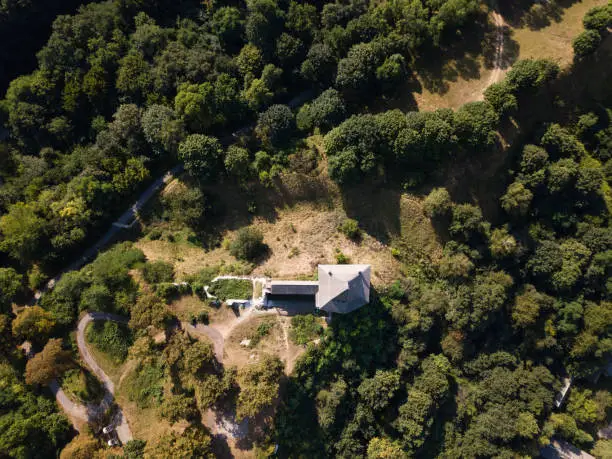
<box><xmin>0</xmin><ymin>201</ymin><xmax>45</xmax><ymax>264</ymax></box>
<box><xmin>159</xmin><ymin>393</ymin><xmax>199</xmax><ymax>424</ymax></box>
<box><xmin>484</xmin><ymin>81</ymin><xmax>517</xmax><ymax>114</ymax></box>
<box><xmin>511</xmin><ymin>284</ymin><xmax>553</xmax><ymax>328</ymax></box>
<box><xmin>236</xmin><ymin>354</ymin><xmax>284</xmax><ymax>420</ymax></box>
<box><xmin>290</xmin><ymin>314</ymin><xmax>324</xmax><ymax>345</ymax></box>
<box><xmin>0</xmin><ymin>267</ymin><xmax>23</xmax><ymax>313</ymax></box>
<box><xmin>124</xmin><ymin>359</ymin><xmax>165</xmax><ymax>408</ymax></box>
<box><xmin>376</xmin><ymin>54</ymin><xmax>407</xmax><ymax>93</ymax></box>
<box><xmin>160</xmin><ymin>183</ymin><xmax>207</xmax><ymax>228</ymax></box>
<box><xmin>358</xmin><ymin>370</ymin><xmax>400</xmax><ymax>411</ymax></box>
<box><xmin>449</xmin><ymin>203</ymin><xmax>486</xmax><ymax>240</ymax></box>
<box><xmin>367</xmin><ymin>437</ymin><xmax>407</xmax><ymax>458</ymax></box>
<box><xmin>60</xmin><ymin>368</ymin><xmax>104</xmax><ymax>404</ymax></box>
<box><xmin>316</xmin><ymin>377</ymin><xmax>348</xmax><ymax>430</ymax></box>
<box><xmin>438</xmin><ymin>252</ymin><xmax>473</xmax><ymax>279</ymax></box>
<box><xmin>489</xmin><ymin>227</ymin><xmax>518</xmax><ymax>258</ymax></box>
<box><xmin>12</xmin><ymin>305</ymin><xmax>56</xmax><ymax>343</ymax></box>
<box><xmin>501</xmin><ymin>181</ymin><xmax>533</xmax><ymax>217</ymax></box>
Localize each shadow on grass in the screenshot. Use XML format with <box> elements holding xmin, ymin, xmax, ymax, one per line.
<box><xmin>498</xmin><ymin>0</ymin><xmax>582</xmax><ymax>30</ymax></box>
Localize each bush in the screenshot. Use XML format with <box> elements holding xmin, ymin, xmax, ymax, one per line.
<box><xmin>335</xmin><ymin>250</ymin><xmax>350</xmax><ymax>264</ymax></box>
<box><xmin>290</xmin><ymin>315</ymin><xmax>324</xmax><ymax>345</ymax></box>
<box><xmin>249</xmin><ymin>321</ymin><xmax>273</xmax><ymax>347</ymax></box>
<box><xmin>155</xmin><ymin>282</ymin><xmax>192</xmax><ymax>303</ymax></box>
<box><xmin>142</xmin><ymin>261</ymin><xmax>175</xmax><ymax>284</ymax></box>
<box><xmin>86</xmin><ymin>320</ymin><xmax>133</xmax><ymax>363</ymax></box>
<box><xmin>423</xmin><ymin>188</ymin><xmax>452</xmax><ymax>218</ymax></box>
<box><xmin>573</xmin><ymin>29</ymin><xmax>602</xmax><ymax>58</ymax></box>
<box><xmin>229</xmin><ymin>227</ymin><xmax>267</xmax><ymax>261</ymax></box>
<box><xmin>61</xmin><ymin>368</ymin><xmax>104</xmax><ymax>404</ymax></box>
<box><xmin>123</xmin><ymin>360</ymin><xmax>165</xmax><ymax>408</ymax></box>
<box><xmin>339</xmin><ymin>218</ymin><xmax>360</xmax><ymax>240</ymax></box>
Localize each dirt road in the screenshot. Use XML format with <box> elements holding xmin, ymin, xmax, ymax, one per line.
<box><xmin>77</xmin><ymin>312</ymin><xmax>132</xmax><ymax>443</ymax></box>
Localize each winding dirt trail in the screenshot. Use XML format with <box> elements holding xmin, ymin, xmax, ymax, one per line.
<box><xmin>76</xmin><ymin>312</ymin><xmax>133</xmax><ymax>444</ymax></box>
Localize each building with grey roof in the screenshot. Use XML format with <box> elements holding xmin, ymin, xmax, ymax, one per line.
<box><xmin>315</xmin><ymin>264</ymin><xmax>371</xmax><ymax>313</ymax></box>
<box><xmin>263</xmin><ymin>264</ymin><xmax>371</xmax><ymax>314</ymax></box>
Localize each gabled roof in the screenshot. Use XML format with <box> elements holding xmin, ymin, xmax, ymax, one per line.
<box><xmin>268</xmin><ymin>280</ymin><xmax>319</xmax><ymax>296</ymax></box>
<box><xmin>316</xmin><ymin>264</ymin><xmax>371</xmax><ymax>314</ymax></box>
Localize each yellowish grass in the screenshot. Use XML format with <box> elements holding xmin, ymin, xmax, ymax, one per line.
<box><xmin>512</xmin><ymin>0</ymin><xmax>608</xmax><ymax>66</ymax></box>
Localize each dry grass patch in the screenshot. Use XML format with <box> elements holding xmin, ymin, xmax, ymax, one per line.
<box><xmin>224</xmin><ymin>316</ymin><xmax>284</xmax><ymax>368</ymax></box>
<box><xmin>167</xmin><ymin>294</ymin><xmax>212</xmax><ymax>322</ymax></box>
<box><xmin>511</xmin><ymin>0</ymin><xmax>608</xmax><ymax>66</ymax></box>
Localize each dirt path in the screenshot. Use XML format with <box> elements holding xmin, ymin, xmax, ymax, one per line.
<box><xmin>77</xmin><ymin>312</ymin><xmax>133</xmax><ymax>444</ymax></box>
<box><xmin>486</xmin><ymin>9</ymin><xmax>507</xmax><ymax>90</ymax></box>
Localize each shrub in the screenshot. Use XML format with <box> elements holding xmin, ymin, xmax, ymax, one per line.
<box><xmin>142</xmin><ymin>260</ymin><xmax>175</xmax><ymax>284</ymax></box>
<box><xmin>339</xmin><ymin>218</ymin><xmax>360</xmax><ymax>240</ymax></box>
<box><xmin>250</xmin><ymin>321</ymin><xmax>273</xmax><ymax>347</ymax></box>
<box><xmin>423</xmin><ymin>188</ymin><xmax>452</xmax><ymax>218</ymax></box>
<box><xmin>86</xmin><ymin>321</ymin><xmax>133</xmax><ymax>363</ymax></box>
<box><xmin>335</xmin><ymin>250</ymin><xmax>350</xmax><ymax>264</ymax></box>
<box><xmin>155</xmin><ymin>282</ymin><xmax>192</xmax><ymax>303</ymax></box>
<box><xmin>123</xmin><ymin>360</ymin><xmax>165</xmax><ymax>408</ymax></box>
<box><xmin>573</xmin><ymin>29</ymin><xmax>602</xmax><ymax>58</ymax></box>
<box><xmin>290</xmin><ymin>315</ymin><xmax>324</xmax><ymax>345</ymax></box>
<box><xmin>229</xmin><ymin>227</ymin><xmax>267</xmax><ymax>261</ymax></box>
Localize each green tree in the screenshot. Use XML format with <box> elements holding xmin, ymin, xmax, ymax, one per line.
<box><xmin>224</xmin><ymin>145</ymin><xmax>251</xmax><ymax>179</ymax></box>
<box><xmin>296</xmin><ymin>89</ymin><xmax>346</xmax><ymax>132</ymax></box>
<box><xmin>358</xmin><ymin>370</ymin><xmax>400</xmax><ymax>411</ymax></box>
<box><xmin>301</xmin><ymin>43</ymin><xmax>337</xmax><ymax>86</ymax></box>
<box><xmin>376</xmin><ymin>54</ymin><xmax>407</xmax><ymax>93</ymax></box>
<box><xmin>367</xmin><ymin>437</ymin><xmax>407</xmax><ymax>458</ymax></box>
<box><xmin>142</xmin><ymin>261</ymin><xmax>174</xmax><ymax>284</ymax></box>
<box><xmin>511</xmin><ymin>284</ymin><xmax>553</xmax><ymax>328</ymax></box>
<box><xmin>229</xmin><ymin>227</ymin><xmax>267</xmax><ymax>261</ymax></box>
<box><xmin>573</xmin><ymin>29</ymin><xmax>602</xmax><ymax>58</ymax></box>
<box><xmin>178</xmin><ymin>135</ymin><xmax>223</xmax><ymax>181</ymax></box>
<box><xmin>423</xmin><ymin>187</ymin><xmax>452</xmax><ymax>218</ymax></box>
<box><xmin>12</xmin><ymin>306</ymin><xmax>56</xmax><ymax>343</ymax></box>
<box><xmin>484</xmin><ymin>81</ymin><xmax>517</xmax><ymax>114</ymax></box>
<box><xmin>255</xmin><ymin>104</ymin><xmax>295</xmax><ymax>147</ymax></box>
<box><xmin>489</xmin><ymin>227</ymin><xmax>519</xmax><ymax>258</ymax></box>
<box><xmin>0</xmin><ymin>201</ymin><xmax>46</xmax><ymax>264</ymax></box>
<box><xmin>129</xmin><ymin>293</ymin><xmax>170</xmax><ymax>330</ymax></box>
<box><xmin>236</xmin><ymin>354</ymin><xmax>284</xmax><ymax>420</ymax></box>
<box><xmin>212</xmin><ymin>6</ymin><xmax>243</xmax><ymax>49</ymax></box>
<box><xmin>0</xmin><ymin>267</ymin><xmax>23</xmax><ymax>312</ymax></box>
<box><xmin>145</xmin><ymin>425</ymin><xmax>212</xmax><ymax>458</ymax></box>
<box><xmin>583</xmin><ymin>4</ymin><xmax>612</xmax><ymax>31</ymax></box>
<box><xmin>25</xmin><ymin>338</ymin><xmax>74</xmax><ymax>385</ymax></box>
<box><xmin>500</xmin><ymin>181</ymin><xmax>533</xmax><ymax>217</ymax></box>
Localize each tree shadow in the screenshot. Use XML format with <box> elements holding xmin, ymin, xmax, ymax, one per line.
<box><xmin>498</xmin><ymin>0</ymin><xmax>581</xmax><ymax>30</ymax></box>
<box><xmin>210</xmin><ymin>434</ymin><xmax>235</xmax><ymax>459</ymax></box>
<box><xmin>414</xmin><ymin>13</ymin><xmax>490</xmax><ymax>95</ymax></box>
<box><xmin>482</xmin><ymin>26</ymin><xmax>521</xmax><ymax>70</ymax></box>
<box><xmin>340</xmin><ymin>183</ymin><xmax>402</xmax><ymax>245</ymax></box>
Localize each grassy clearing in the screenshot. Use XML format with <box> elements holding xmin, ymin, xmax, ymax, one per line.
<box><xmin>510</xmin><ymin>0</ymin><xmax>608</xmax><ymax>66</ymax></box>
<box><xmin>61</xmin><ymin>367</ymin><xmax>105</xmax><ymax>404</ymax></box>
<box><xmin>136</xmin><ymin>157</ymin><xmax>441</xmax><ymax>288</ymax></box>
<box><xmin>167</xmin><ymin>294</ymin><xmax>212</xmax><ymax>322</ymax></box>
<box><xmin>209</xmin><ymin>278</ymin><xmax>252</xmax><ymax>300</ymax></box>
